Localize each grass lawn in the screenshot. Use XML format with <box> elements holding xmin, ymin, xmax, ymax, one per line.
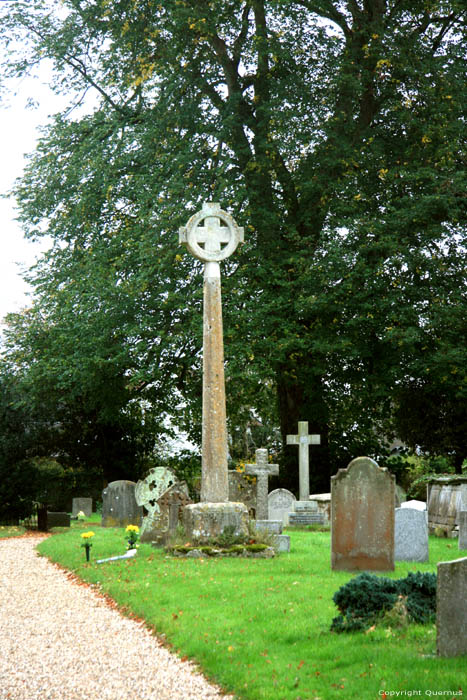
<box><xmin>31</xmin><ymin>521</ymin><xmax>466</xmax><ymax>700</ymax></box>
<box><xmin>0</xmin><ymin>525</ymin><xmax>26</xmax><ymax>538</ymax></box>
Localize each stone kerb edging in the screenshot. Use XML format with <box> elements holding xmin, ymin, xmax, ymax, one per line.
<box><xmin>167</xmin><ymin>545</ymin><xmax>275</xmax><ymax>559</ymax></box>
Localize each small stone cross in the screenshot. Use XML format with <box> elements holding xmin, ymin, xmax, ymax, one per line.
<box><xmin>286</xmin><ymin>421</ymin><xmax>320</xmax><ymax>502</ymax></box>
<box><xmin>245</xmin><ymin>448</ymin><xmax>279</xmax><ymax>520</ymax></box>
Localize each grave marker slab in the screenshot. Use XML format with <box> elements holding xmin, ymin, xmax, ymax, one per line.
<box><xmin>268</xmin><ymin>488</ymin><xmax>296</xmax><ymax>525</ymax></box>
<box><xmin>72</xmin><ymin>498</ymin><xmax>92</xmax><ymax>517</ymax></box>
<box><xmin>395</xmin><ymin>507</ymin><xmax>429</xmax><ymax>562</ymax></box>
<box><xmin>101</xmin><ymin>480</ymin><xmax>143</xmax><ymax>528</ymax></box>
<box><xmin>437</xmin><ymin>556</ymin><xmax>467</xmax><ymax>657</ymax></box>
<box><xmin>331</xmin><ymin>456</ymin><xmax>395</xmax><ymax>571</ymax></box>
<box><xmin>47</xmin><ymin>512</ymin><xmax>70</xmax><ymax>528</ymax></box>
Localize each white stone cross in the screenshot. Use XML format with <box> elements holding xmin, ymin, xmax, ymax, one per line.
<box><xmin>286</xmin><ymin>421</ymin><xmax>320</xmax><ymax>502</ymax></box>
<box><xmin>245</xmin><ymin>448</ymin><xmax>279</xmax><ymax>520</ymax></box>
<box><xmin>194</xmin><ymin>215</ymin><xmax>230</xmax><ymax>256</ymax></box>
<box><xmin>179</xmin><ymin>201</ymin><xmax>244</xmax><ymax>263</ymax></box>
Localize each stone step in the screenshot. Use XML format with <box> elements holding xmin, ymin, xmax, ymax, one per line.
<box><xmin>289</xmin><ymin>513</ymin><xmax>324</xmax><ymax>525</ymax></box>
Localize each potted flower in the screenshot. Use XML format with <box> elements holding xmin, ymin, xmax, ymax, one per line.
<box><xmin>125</xmin><ymin>524</ymin><xmax>139</xmax><ymax>550</ymax></box>
<box><xmin>80</xmin><ymin>531</ymin><xmax>95</xmax><ymax>561</ymax></box>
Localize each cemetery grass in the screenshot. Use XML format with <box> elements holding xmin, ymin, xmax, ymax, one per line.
<box><xmin>0</xmin><ymin>525</ymin><xmax>26</xmax><ymax>538</ymax></box>
<box><xmin>37</xmin><ymin>526</ymin><xmax>466</xmax><ymax>700</ymax></box>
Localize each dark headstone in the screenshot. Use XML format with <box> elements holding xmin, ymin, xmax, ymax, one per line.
<box><xmin>101</xmin><ymin>481</ymin><xmax>143</xmax><ymax>528</ymax></box>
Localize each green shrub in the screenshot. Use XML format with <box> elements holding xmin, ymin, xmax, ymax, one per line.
<box><xmin>398</xmin><ymin>571</ymin><xmax>437</xmax><ymax>624</ymax></box>
<box><xmin>215</xmin><ymin>524</ymin><xmax>247</xmax><ymax>547</ymax></box>
<box><xmin>331</xmin><ymin>571</ymin><xmax>436</xmax><ymax>632</ymax></box>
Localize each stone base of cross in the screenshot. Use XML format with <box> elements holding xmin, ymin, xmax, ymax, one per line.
<box><xmin>286</xmin><ymin>421</ymin><xmax>320</xmax><ymax>502</ymax></box>
<box><xmin>245</xmin><ymin>449</ymin><xmax>279</xmax><ymax>520</ymax></box>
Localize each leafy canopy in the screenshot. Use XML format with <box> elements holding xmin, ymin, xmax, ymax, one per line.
<box><xmin>0</xmin><ymin>0</ymin><xmax>465</xmax><ymax>489</ymax></box>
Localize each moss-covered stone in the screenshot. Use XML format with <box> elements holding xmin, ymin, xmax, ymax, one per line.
<box><xmin>245</xmin><ymin>543</ymin><xmax>268</xmax><ymax>552</ymax></box>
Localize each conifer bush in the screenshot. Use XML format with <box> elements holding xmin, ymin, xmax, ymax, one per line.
<box><xmin>331</xmin><ymin>571</ymin><xmax>436</xmax><ymax>632</ymax></box>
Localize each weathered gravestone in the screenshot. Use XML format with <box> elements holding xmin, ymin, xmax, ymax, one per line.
<box><xmin>245</xmin><ymin>449</ymin><xmax>279</xmax><ymax>521</ymax></box>
<box><xmin>159</xmin><ymin>483</ymin><xmax>193</xmax><ymax>537</ymax></box>
<box><xmin>268</xmin><ymin>488</ymin><xmax>296</xmax><ymax>525</ymax></box>
<box><xmin>179</xmin><ymin>202</ymin><xmax>248</xmax><ymax>542</ymax></box>
<box><xmin>72</xmin><ymin>497</ymin><xmax>92</xmax><ymax>518</ymax></box>
<box><xmin>183</xmin><ymin>502</ymin><xmax>250</xmax><ymax>544</ymax></box>
<box><xmin>437</xmin><ymin>556</ymin><xmax>467</xmax><ymax>657</ymax></box>
<box><xmin>135</xmin><ymin>468</ymin><xmax>192</xmax><ymax>544</ymax></box>
<box><xmin>101</xmin><ymin>480</ymin><xmax>143</xmax><ymax>528</ymax></box>
<box><xmin>331</xmin><ymin>456</ymin><xmax>395</xmax><ymax>571</ymax></box>
<box><xmin>459</xmin><ymin>511</ymin><xmax>467</xmax><ymax>551</ymax></box>
<box><xmin>394</xmin><ymin>507</ymin><xmax>429</xmax><ymax>562</ymax></box>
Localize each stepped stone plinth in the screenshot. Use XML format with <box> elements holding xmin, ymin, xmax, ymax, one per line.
<box><xmin>289</xmin><ymin>500</ymin><xmax>324</xmax><ymax>526</ymax></box>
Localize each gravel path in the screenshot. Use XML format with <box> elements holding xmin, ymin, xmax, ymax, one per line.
<box><xmin>0</xmin><ymin>536</ymin><xmax>234</xmax><ymax>700</ymax></box>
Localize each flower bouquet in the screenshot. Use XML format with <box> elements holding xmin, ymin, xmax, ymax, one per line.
<box><xmin>125</xmin><ymin>524</ymin><xmax>140</xmax><ymax>550</ymax></box>
<box><xmin>80</xmin><ymin>531</ymin><xmax>95</xmax><ymax>561</ymax></box>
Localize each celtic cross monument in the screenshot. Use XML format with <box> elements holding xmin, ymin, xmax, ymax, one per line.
<box><xmin>179</xmin><ymin>201</ymin><xmax>245</xmax><ymax>513</ymax></box>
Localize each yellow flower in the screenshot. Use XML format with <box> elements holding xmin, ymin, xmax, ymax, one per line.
<box><xmin>126</xmin><ymin>524</ymin><xmax>140</xmax><ymax>533</ymax></box>
<box><xmin>81</xmin><ymin>531</ymin><xmax>95</xmax><ymax>539</ymax></box>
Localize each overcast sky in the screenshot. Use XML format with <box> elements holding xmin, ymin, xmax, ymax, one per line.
<box><xmin>0</xmin><ymin>73</ymin><xmax>64</xmax><ymax>330</ymax></box>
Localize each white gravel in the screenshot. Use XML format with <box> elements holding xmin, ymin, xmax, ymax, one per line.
<box><xmin>0</xmin><ymin>536</ymin><xmax>234</xmax><ymax>700</ymax></box>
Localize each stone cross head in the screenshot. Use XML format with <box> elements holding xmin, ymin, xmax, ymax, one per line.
<box><xmin>245</xmin><ymin>448</ymin><xmax>279</xmax><ymax>478</ymax></box>
<box><xmin>179</xmin><ymin>201</ymin><xmax>244</xmax><ymax>262</ymax></box>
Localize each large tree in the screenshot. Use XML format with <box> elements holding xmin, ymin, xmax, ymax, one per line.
<box><xmin>1</xmin><ymin>0</ymin><xmax>465</xmax><ymax>491</ymax></box>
